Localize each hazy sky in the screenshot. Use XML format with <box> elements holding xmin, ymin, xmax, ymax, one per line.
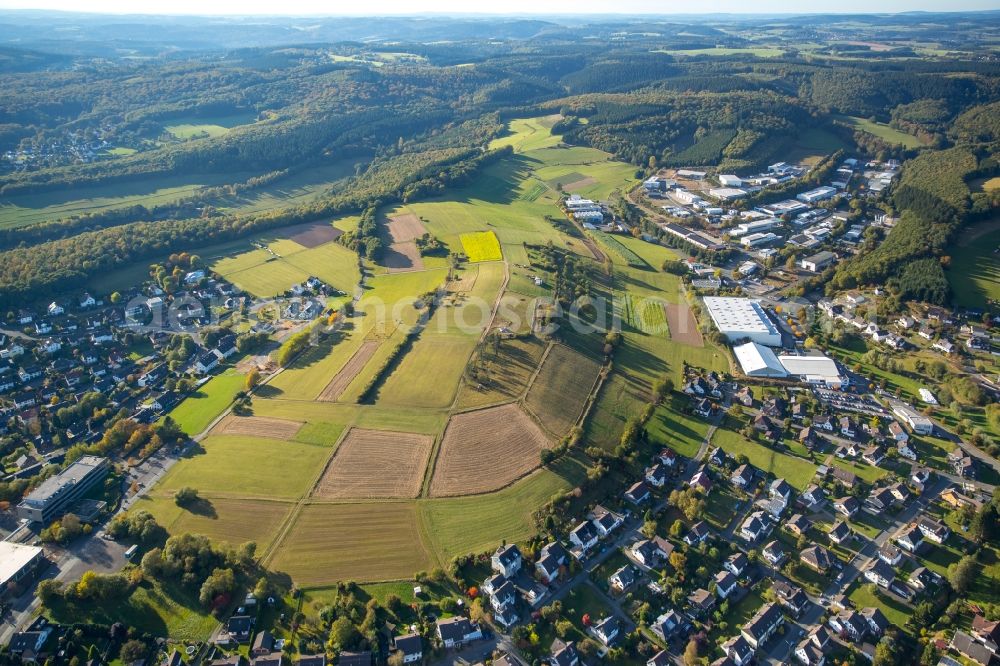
<box><xmin>0</xmin><ymin>0</ymin><xmax>997</xmax><ymax>14</ymax></box>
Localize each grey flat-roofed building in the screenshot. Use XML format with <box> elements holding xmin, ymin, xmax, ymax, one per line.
<box><xmin>703</xmin><ymin>297</ymin><xmax>781</xmax><ymax>346</ymax></box>
<box><xmin>17</xmin><ymin>455</ymin><xmax>110</xmax><ymax>524</ymax></box>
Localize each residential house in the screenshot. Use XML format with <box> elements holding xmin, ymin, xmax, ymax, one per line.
<box><xmin>878</xmin><ymin>544</ymin><xmax>902</xmax><ymax>566</ymax></box>
<box><xmin>492</xmin><ymin>544</ymin><xmax>522</xmax><ymax>578</ymax></box>
<box><xmin>645</xmin><ymin>463</ymin><xmax>668</xmax><ymax>488</ymax></box>
<box><xmin>394</xmin><ymin>634</ymin><xmax>422</xmax><ymax>664</ymax></box>
<box><xmin>949</xmin><ymin>448</ymin><xmax>976</xmax><ymax>478</ymax></box>
<box><xmin>861</xmin><ymin>607</ymin><xmax>889</xmax><ymax>637</ymax></box>
<box><xmin>687</xmin><ymin>588</ymin><xmax>716</xmax><ymax>616</ymax></box>
<box><xmin>193</xmin><ymin>351</ymin><xmax>219</xmax><ymax>374</ymax></box>
<box><xmin>740</xmin><ymin>511</ymin><xmax>771</xmax><ymax>543</ymax></box>
<box><xmin>624</xmin><ymin>481</ymin><xmax>651</xmax><ymax>505</ymax></box>
<box><xmin>651</xmin><ymin>611</ymin><xmax>682</xmax><ymax>642</ymax></box>
<box><xmin>714</xmin><ymin>570</ymin><xmax>739</xmax><ymax>599</ymax></box>
<box><xmin>224</xmin><ymin>616</ymin><xmax>254</xmax><ymax>643</ymax></box>
<box><xmin>658</xmin><ymin>449</ymin><xmax>679</xmax><ymax>468</ymax></box>
<box><xmin>774</xmin><ymin>580</ymin><xmax>808</xmax><ymax>617</ymax></box>
<box><xmin>741</xmin><ymin>603</ymin><xmax>785</xmax><ymax>651</ymax></box>
<box><xmin>725</xmin><ymin>553</ymin><xmax>749</xmax><ymax>578</ymax></box>
<box><xmin>590</xmin><ymin>505</ymin><xmax>624</xmax><ymax>537</ymax></box>
<box><xmin>919</xmin><ymin>517</ymin><xmax>950</xmax><ymax>544</ymax></box>
<box><xmin>834</xmin><ymin>496</ymin><xmax>860</xmax><ymax>518</ymax></box>
<box><xmin>647</xmin><ymin>652</ymin><xmax>670</xmax><ymax>666</ymax></box>
<box><xmin>609</xmin><ymin>566</ymin><xmax>637</xmax><ymax>593</ymax></box>
<box><xmin>799</xmin><ymin>427</ymin><xmax>820</xmax><ymax>449</ymax></box>
<box><xmin>684</xmin><ymin>521</ymin><xmax>711</xmax><ymax>546</ymax></box>
<box><xmin>536</xmin><ymin>542</ymin><xmax>569</xmax><ymax>583</ymax></box>
<box><xmin>896</xmin><ymin>526</ymin><xmax>924</xmax><ymax>553</ymax></box>
<box><xmin>829</xmin><ymin>610</ymin><xmax>868</xmax><ymax>642</ymax></box>
<box><xmin>436</xmin><ymin>617</ymin><xmax>482</xmax><ymax>648</ymax></box>
<box><xmin>887</xmin><ymin>421</ymin><xmax>909</xmax><ymax>443</ymax></box>
<box><xmin>908</xmin><ymin>567</ymin><xmax>941</xmax><ymax>592</ymax></box>
<box><xmin>570</xmin><ymin>522</ymin><xmax>599</xmax><ymax>553</ymax></box>
<box><xmin>632</xmin><ymin>538</ymin><xmax>672</xmax><ymax>568</ymax></box>
<box><xmin>731</xmin><ymin>464</ymin><xmax>755</xmax><ymax>489</ymax></box>
<box><xmin>813</xmin><ymin>415</ymin><xmax>834</xmax><ymax>431</ymax></box>
<box><xmin>795</xmin><ymin>626</ymin><xmax>831</xmax><ymax>666</ymax></box>
<box><xmin>862</xmin><ymin>446</ymin><xmax>886</xmax><ymax>467</ymax></box>
<box><xmin>592</xmin><ymin>617</ymin><xmax>622</xmax><ymax>647</ymax></box>
<box><xmin>762</xmin><ymin>540</ymin><xmax>786</xmax><ymax>566</ymax></box>
<box><xmin>722</xmin><ymin>636</ymin><xmax>754</xmax><ymax>666</ymax></box>
<box><xmin>866</xmin><ymin>487</ymin><xmax>896</xmax><ymax>513</ymax></box>
<box><xmin>800</xmin><ymin>545</ymin><xmax>833</xmax><ymax>573</ymax></box>
<box><xmin>735</xmin><ymin>386</ymin><xmax>753</xmax><ymax>407</ymax></box>
<box><xmin>840</xmin><ymin>416</ymin><xmax>857</xmax><ymax>439</ymax></box>
<box><xmin>251</xmin><ymin>631</ymin><xmax>275</xmax><ymax>657</ymax></box>
<box><xmin>690</xmin><ymin>467</ymin><xmax>713</xmax><ymax>494</ymax></box>
<box><xmin>800</xmin><ymin>484</ymin><xmax>827</xmax><ymax>511</ymax></box>
<box><xmin>950</xmin><ymin>631</ymin><xmax>999</xmax><ymax>666</ymax></box>
<box><xmin>864</xmin><ymin>559</ymin><xmax>895</xmax><ymax>589</ymax></box>
<box><xmin>550</xmin><ymin>640</ymin><xmax>579</xmax><ymax>666</ymax></box>
<box><xmin>828</xmin><ymin>521</ymin><xmax>852</xmax><ymax>545</ymax></box>
<box><xmin>786</xmin><ymin>514</ymin><xmax>812</xmax><ymax>536</ymax></box>
<box><xmin>972</xmin><ymin>615</ymin><xmax>1000</xmax><ymax>654</ymax></box>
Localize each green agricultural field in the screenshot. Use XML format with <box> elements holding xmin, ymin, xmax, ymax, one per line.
<box><xmin>525</xmin><ymin>344</ymin><xmax>603</xmax><ymax>436</ymax></box>
<box><xmin>167</xmin><ymin>368</ymin><xmax>247</xmax><ymax>436</ymax></box>
<box><xmin>711</xmin><ymin>427</ymin><xmax>818</xmax><ymax>489</ymax></box>
<box><xmin>155</xmin><ymin>434</ymin><xmax>332</xmax><ymax>499</ymax></box>
<box><xmin>136</xmin><ymin>495</ymin><xmax>294</xmax><ymax>552</ymax></box>
<box><xmin>836</xmin><ymin>115</ymin><xmax>925</xmax><ymax>149</ymax></box>
<box><xmin>419</xmin><ymin>455</ymin><xmax>588</xmax><ymax>561</ymax></box>
<box><xmin>268</xmin><ymin>502</ymin><xmax>437</xmax><ymax>585</ymax></box>
<box><xmin>374</xmin><ymin>334</ymin><xmax>477</xmax><ymax>408</ymax></box>
<box><xmin>489</xmin><ymin>115</ymin><xmax>564</xmax><ymax>152</ymax></box>
<box><xmin>163</xmin><ymin>112</ymin><xmax>257</xmax><ymax>140</ymax></box>
<box><xmin>593</xmin><ymin>232</ymin><xmax>646</xmax><ymax>268</ymax></box>
<box><xmin>0</xmin><ymin>170</ymin><xmax>249</xmax><ymax>230</ymax></box>
<box><xmin>947</xmin><ymin>220</ymin><xmax>1000</xmax><ymax>309</ymax></box>
<box><xmin>460</xmin><ymin>231</ymin><xmax>503</xmax><ymax>262</ymax></box>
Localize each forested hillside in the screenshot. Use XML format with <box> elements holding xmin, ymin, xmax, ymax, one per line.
<box><xmin>0</xmin><ymin>14</ymin><xmax>997</xmax><ymax>307</ymax></box>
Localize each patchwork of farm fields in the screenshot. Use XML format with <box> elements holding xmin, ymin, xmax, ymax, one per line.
<box><xmin>136</xmin><ymin>115</ymin><xmax>723</xmax><ymax>593</ymax></box>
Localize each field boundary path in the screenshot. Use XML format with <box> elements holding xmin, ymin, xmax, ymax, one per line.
<box><xmin>478</xmin><ymin>260</ymin><xmax>510</xmax><ymax>343</ymax></box>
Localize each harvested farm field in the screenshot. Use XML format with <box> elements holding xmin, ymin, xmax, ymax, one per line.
<box><xmin>317</xmin><ymin>340</ymin><xmax>380</xmax><ymax>402</ymax></box>
<box><xmin>287</xmin><ymin>220</ymin><xmax>344</xmax><ymax>248</ymax></box>
<box><xmin>268</xmin><ymin>502</ymin><xmax>434</xmax><ymax>585</ymax></box>
<box><xmin>665</xmin><ymin>303</ymin><xmax>704</xmax><ymax>346</ymax></box>
<box><xmin>214</xmin><ymin>415</ymin><xmax>304</xmax><ymax>440</ymax></box>
<box><xmin>383</xmin><ymin>241</ymin><xmax>424</xmax><ymax>272</ymax></box>
<box><xmin>429</xmin><ymin>403</ymin><xmax>550</xmax><ymax>497</ymax></box>
<box><xmin>312</xmin><ymin>428</ymin><xmax>433</xmax><ymax>499</ymax></box>
<box><xmin>385</xmin><ymin>213</ymin><xmax>426</xmax><ymax>243</ymax></box>
<box><xmin>525</xmin><ymin>344</ymin><xmax>603</xmax><ymax>436</ymax></box>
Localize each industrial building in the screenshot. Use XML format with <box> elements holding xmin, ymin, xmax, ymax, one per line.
<box><xmin>718</xmin><ymin>174</ymin><xmax>742</xmax><ymax>187</ymax></box>
<box><xmin>893</xmin><ymin>406</ymin><xmax>934</xmax><ymax>435</ymax></box>
<box><xmin>0</xmin><ymin>542</ymin><xmax>44</xmax><ymax>596</ymax></box>
<box><xmin>708</xmin><ymin>187</ymin><xmax>747</xmax><ymax>202</ymax></box>
<box><xmin>777</xmin><ymin>354</ymin><xmax>846</xmax><ymax>388</ymax></box>
<box><xmin>17</xmin><ymin>455</ymin><xmax>110</xmax><ymax>524</ymax></box>
<box><xmin>801</xmin><ymin>251</ymin><xmax>837</xmax><ymax>272</ymax></box>
<box><xmin>734</xmin><ymin>342</ymin><xmax>787</xmax><ymax>377</ymax></box>
<box><xmin>796</xmin><ymin>186</ymin><xmax>837</xmax><ymax>204</ymax></box>
<box><xmin>703</xmin><ymin>297</ymin><xmax>782</xmax><ymax>346</ymax></box>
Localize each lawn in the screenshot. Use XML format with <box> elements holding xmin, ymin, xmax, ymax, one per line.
<box><xmin>460</xmin><ymin>231</ymin><xmax>503</xmax><ymax>262</ymax></box>
<box><xmin>44</xmin><ymin>578</ymin><xmax>218</xmax><ymax>641</ymax></box>
<box><xmin>711</xmin><ymin>427</ymin><xmax>818</xmax><ymax>490</ymax></box>
<box><xmin>847</xmin><ymin>581</ymin><xmax>913</xmax><ymax>629</ymax></box>
<box><xmin>154</xmin><ymin>434</ymin><xmax>332</xmax><ymax>500</ymax></box>
<box><xmin>946</xmin><ymin>219</ymin><xmax>1000</xmax><ymax>309</ymax></box>
<box><xmin>166</xmin><ymin>368</ymin><xmax>247</xmax><ymax>436</ymax></box>
<box><xmin>267</xmin><ymin>502</ymin><xmax>437</xmax><ymax>585</ymax></box>
<box><xmin>562</xmin><ymin>582</ymin><xmax>616</xmax><ymax>629</ymax></box>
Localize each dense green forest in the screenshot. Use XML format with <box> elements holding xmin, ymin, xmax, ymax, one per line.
<box><xmin>0</xmin><ymin>14</ymin><xmax>998</xmax><ymax>307</ymax></box>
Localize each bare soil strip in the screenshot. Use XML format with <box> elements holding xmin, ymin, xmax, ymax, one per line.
<box><xmin>386</xmin><ymin>213</ymin><xmax>427</xmax><ymax>243</ymax></box>
<box><xmin>215</xmin><ymin>415</ymin><xmax>304</xmax><ymax>440</ymax></box>
<box><xmin>665</xmin><ymin>303</ymin><xmax>704</xmax><ymax>346</ymax></box>
<box><xmin>562</xmin><ymin>176</ymin><xmax>598</xmax><ymax>191</ymax></box>
<box><xmin>317</xmin><ymin>340</ymin><xmax>380</xmax><ymax>402</ymax></box>
<box><xmin>384</xmin><ymin>241</ymin><xmax>425</xmax><ymax>273</ymax></box>
<box><xmin>288</xmin><ymin>221</ymin><xmax>343</xmax><ymax>248</ymax></box>
<box><xmin>430</xmin><ymin>403</ymin><xmax>550</xmax><ymax>497</ymax></box>
<box><xmin>312</xmin><ymin>428</ymin><xmax>433</xmax><ymax>499</ymax></box>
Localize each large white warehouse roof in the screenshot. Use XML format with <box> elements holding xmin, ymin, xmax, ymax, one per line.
<box><xmin>703</xmin><ymin>297</ymin><xmax>781</xmax><ymax>346</ymax></box>
<box><xmin>734</xmin><ymin>342</ymin><xmax>787</xmax><ymax>377</ymax></box>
